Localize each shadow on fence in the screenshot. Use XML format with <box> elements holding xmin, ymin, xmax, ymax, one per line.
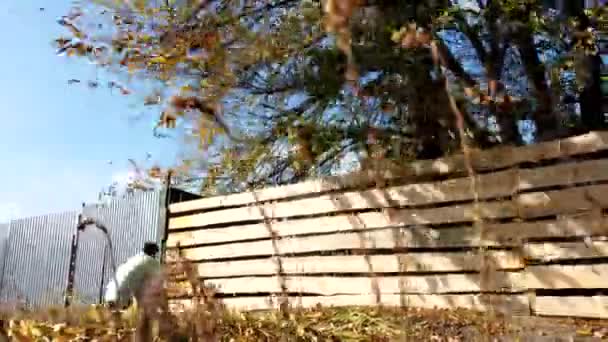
<box><xmin>165</xmin><ymin>131</ymin><xmax>608</xmax><ymax>320</ymax></box>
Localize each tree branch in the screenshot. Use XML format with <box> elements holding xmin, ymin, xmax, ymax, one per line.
<box><xmin>453</xmin><ymin>13</ymin><xmax>488</xmax><ymax>66</ymax></box>
<box><xmin>514</xmin><ymin>26</ymin><xmax>558</xmax><ymax>140</ymax></box>
<box><xmin>435</xmin><ymin>38</ymin><xmax>477</xmax><ymax>87</ymax></box>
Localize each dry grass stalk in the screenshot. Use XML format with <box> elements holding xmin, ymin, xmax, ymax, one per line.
<box><xmin>432</xmin><ymin>39</ymin><xmax>497</xmax><ymax>340</ymax></box>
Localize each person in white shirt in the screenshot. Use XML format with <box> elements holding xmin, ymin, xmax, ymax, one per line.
<box><xmin>104</xmin><ymin>242</ymin><xmax>161</xmax><ymax>309</ymax></box>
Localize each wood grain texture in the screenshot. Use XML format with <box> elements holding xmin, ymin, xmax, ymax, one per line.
<box><xmin>517</xmin><ymin>158</ymin><xmax>608</xmax><ymax>190</ymax></box>
<box><xmin>525</xmin><ymin>240</ymin><xmax>608</xmax><ymax>261</ymax></box>
<box><xmin>169</xmin><ymin>131</ymin><xmax>608</xmax><ymax>213</ymax></box>
<box><xmin>525</xmin><ymin>264</ymin><xmax>608</xmax><ymax>289</ymax></box>
<box><xmin>481</xmin><ymin>214</ymin><xmax>607</xmax><ymax>245</ymax></box>
<box><xmin>169</xmin><ymin>294</ymin><xmax>531</xmax><ymax>315</ymax></box>
<box><xmin>533</xmin><ymin>296</ymin><xmax>608</xmax><ymax>319</ymax></box>
<box><xmin>515</xmin><ymin>184</ymin><xmax>608</xmax><ymax>219</ymax></box>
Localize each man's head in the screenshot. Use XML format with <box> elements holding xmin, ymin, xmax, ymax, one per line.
<box><xmin>143</xmin><ymin>242</ymin><xmax>160</xmax><ymax>257</ymax></box>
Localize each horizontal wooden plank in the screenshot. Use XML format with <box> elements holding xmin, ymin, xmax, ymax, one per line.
<box><xmin>190</xmin><ymin>251</ymin><xmax>523</xmax><ymax>278</ymax></box>
<box><xmin>176</xmin><ymin>227</ymin><xmax>484</xmax><ymax>261</ymax></box>
<box><xmin>534</xmin><ymin>296</ymin><xmax>608</xmax><ymax>319</ymax></box>
<box><xmin>518</xmin><ymin>158</ymin><xmax>608</xmax><ymax>190</ymax></box>
<box><xmin>525</xmin><ymin>264</ymin><xmax>608</xmax><ymax>290</ymax></box>
<box><xmin>179</xmin><ymin>227</ymin><xmax>608</xmax><ymax>263</ymax></box>
<box><xmin>170</xmin><ymin>272</ymin><xmax>524</xmax><ymax>296</ymax></box>
<box><xmin>170</xmin><ymin>294</ymin><xmax>530</xmax><ymax>315</ymax></box>
<box><xmin>169</xmin><ymin>167</ymin><xmax>517</xmax><ymax>219</ymax></box>
<box><xmin>168</xmin><ymin>212</ymin><xmax>487</xmax><ymax>247</ymax></box>
<box><xmin>169</xmin><ymin>182</ymin><xmax>608</xmax><ymax>231</ymax></box>
<box><xmin>482</xmin><ymin>214</ymin><xmax>607</xmax><ymax>245</ymax></box>
<box><xmin>525</xmin><ymin>240</ymin><xmax>608</xmax><ymax>262</ymax></box>
<box><xmin>169</xmin><ymin>212</ymin><xmax>607</xmax><ymax>248</ymax></box>
<box><xmin>169</xmin><ymin>199</ymin><xmax>517</xmax><ymax>231</ymax></box>
<box><xmin>170</xmin><ymin>216</ymin><xmax>608</xmax><ymax>259</ymax></box>
<box><xmin>515</xmin><ymin>184</ymin><xmax>608</xmax><ymax>219</ymax></box>
<box><xmin>169</xmin><ymin>131</ymin><xmax>608</xmax><ymax>213</ymax></box>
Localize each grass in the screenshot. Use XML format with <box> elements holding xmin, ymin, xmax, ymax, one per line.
<box><xmin>3</xmin><ymin>298</ymin><xmax>608</xmax><ymax>341</ymax></box>
<box><xmin>0</xmin><ymin>303</ymin><xmax>508</xmax><ymax>341</ymax></box>
<box><xmin>4</xmin><ymin>258</ymin><xmax>607</xmax><ymax>340</ymax></box>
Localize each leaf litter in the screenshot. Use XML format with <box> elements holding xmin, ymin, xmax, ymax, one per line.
<box><xmin>2</xmin><ymin>304</ymin><xmax>608</xmax><ymax>341</ymax></box>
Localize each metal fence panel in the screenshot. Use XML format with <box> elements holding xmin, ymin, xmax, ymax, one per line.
<box><xmin>72</xmin><ymin>205</ymin><xmax>107</xmax><ymax>305</ymax></box>
<box><xmin>0</xmin><ymin>212</ymin><xmax>77</xmax><ymax>308</ymax></box>
<box><xmin>78</xmin><ymin>190</ymin><xmax>165</xmax><ymax>303</ymax></box>
<box><xmin>42</xmin><ymin>212</ymin><xmax>79</xmax><ymax>306</ymax></box>
<box><xmin>1</xmin><ymin>215</ymin><xmax>47</xmax><ymax>307</ymax></box>
<box><xmin>0</xmin><ymin>189</ymin><xmax>166</xmax><ymax>308</ymax></box>
<box><xmin>0</xmin><ymin>223</ymin><xmax>10</xmax><ymax>298</ymax></box>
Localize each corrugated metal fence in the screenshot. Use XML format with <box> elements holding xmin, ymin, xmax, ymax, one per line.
<box><xmin>0</xmin><ymin>189</ymin><xmax>167</xmax><ymax>309</ymax></box>
<box><xmin>0</xmin><ymin>223</ymin><xmax>10</xmax><ymax>303</ymax></box>
<box><xmin>0</xmin><ymin>212</ymin><xmax>78</xmax><ymax>308</ymax></box>
<box><xmin>73</xmin><ymin>190</ymin><xmax>165</xmax><ymax>305</ymax></box>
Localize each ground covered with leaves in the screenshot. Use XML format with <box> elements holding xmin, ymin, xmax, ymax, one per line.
<box><xmin>2</xmin><ymin>304</ymin><xmax>608</xmax><ymax>341</ymax></box>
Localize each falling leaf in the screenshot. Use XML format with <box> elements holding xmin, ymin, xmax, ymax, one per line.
<box><xmin>148</xmin><ymin>166</ymin><xmax>162</xmax><ymax>178</ymax></box>
<box><xmin>144</xmin><ymin>93</ymin><xmax>161</xmax><ymax>105</ymax></box>
<box><xmin>55</xmin><ymin>37</ymin><xmax>71</xmax><ymax>46</ymax></box>
<box><xmin>158</xmin><ymin>111</ymin><xmax>177</xmax><ymax>129</ymax></box>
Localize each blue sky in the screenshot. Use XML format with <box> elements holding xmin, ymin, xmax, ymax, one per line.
<box><xmin>0</xmin><ymin>1</ymin><xmax>176</xmax><ymax>221</ymax></box>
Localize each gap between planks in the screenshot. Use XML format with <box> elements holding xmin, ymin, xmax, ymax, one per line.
<box><xmin>167</xmin><ymin>264</ymin><xmax>608</xmax><ymax>298</ymax></box>
<box><xmin>169</xmin><ymin>242</ymin><xmax>608</xmax><ymax>280</ymax></box>
<box><xmin>169</xmin><ymin>293</ymin><xmax>531</xmax><ymax>315</ymax></box>
<box><xmin>167</xmin><ymin>272</ymin><xmax>526</xmax><ymax>297</ymax></box>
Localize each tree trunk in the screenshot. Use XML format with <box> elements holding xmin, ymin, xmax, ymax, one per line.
<box><xmin>516</xmin><ymin>29</ymin><xmax>560</xmax><ymax>141</ymax></box>
<box><xmin>580</xmin><ymin>53</ymin><xmax>605</xmax><ymax>130</ymax></box>
<box><xmin>568</xmin><ymin>3</ymin><xmax>605</xmax><ymax>131</ymax></box>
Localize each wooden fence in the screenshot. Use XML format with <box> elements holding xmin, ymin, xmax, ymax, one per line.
<box><xmin>165</xmin><ymin>131</ymin><xmax>608</xmax><ymax>319</ymax></box>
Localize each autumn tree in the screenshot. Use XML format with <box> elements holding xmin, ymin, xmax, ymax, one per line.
<box><xmin>55</xmin><ymin>0</ymin><xmax>607</xmax><ymax>193</ymax></box>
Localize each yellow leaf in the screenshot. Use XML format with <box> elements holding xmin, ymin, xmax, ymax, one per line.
<box><xmin>577</xmin><ymin>328</ymin><xmax>593</xmax><ymax>336</ymax></box>
<box><xmin>52</xmin><ymin>323</ymin><xmax>67</xmax><ymax>333</ymax></box>
<box><xmin>149</xmin><ymin>56</ymin><xmax>168</xmax><ymax>64</ymax></box>
<box><xmin>84</xmin><ymin>305</ymin><xmax>104</xmax><ymax>323</ymax></box>
<box><xmin>121</xmin><ymin>299</ymin><xmax>140</xmax><ymax>326</ymax></box>
<box><xmin>180</xmin><ymin>85</ymin><xmax>194</xmax><ymax>92</ymax></box>
<box><xmin>134</xmin><ymin>0</ymin><xmax>146</xmax><ymax>12</ymax></box>
<box><xmin>30</xmin><ymin>326</ymin><xmax>44</xmax><ymax>337</ymax></box>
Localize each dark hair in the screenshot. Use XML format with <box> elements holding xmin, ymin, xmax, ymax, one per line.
<box><xmin>143</xmin><ymin>242</ymin><xmax>159</xmax><ymax>256</ymax></box>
